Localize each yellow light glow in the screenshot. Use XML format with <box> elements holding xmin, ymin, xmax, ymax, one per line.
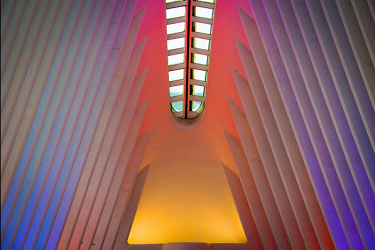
<box><xmin>128</xmin><ymin>151</ymin><xmax>247</xmax><ymax>244</ymax></box>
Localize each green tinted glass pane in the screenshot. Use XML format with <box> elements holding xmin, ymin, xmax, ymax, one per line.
<box><xmin>192</xmin><ymin>37</ymin><xmax>210</xmax><ymax>50</ymax></box>
<box><xmin>170</xmin><ymin>85</ymin><xmax>184</xmax><ymax>97</ymax></box>
<box><xmin>171</xmin><ymin>101</ymin><xmax>184</xmax><ymax>112</ymax></box>
<box><xmin>194</xmin><ymin>7</ymin><xmax>213</xmax><ymax>19</ymax></box>
<box><xmin>169</xmin><ymin>69</ymin><xmax>184</xmax><ymax>81</ymax></box>
<box><xmin>167</xmin><ymin>22</ymin><xmax>185</xmax><ymax>34</ymax></box>
<box><xmin>192</xmin><ymin>85</ymin><xmax>205</xmax><ymax>97</ymax></box>
<box><xmin>192</xmin><ymin>53</ymin><xmax>208</xmax><ymax>65</ymax></box>
<box><xmin>166</xmin><ymin>0</ymin><xmax>183</xmax><ymax>3</ymax></box>
<box><xmin>166</xmin><ymin>6</ymin><xmax>185</xmax><ymax>19</ymax></box>
<box><xmin>167</xmin><ymin>37</ymin><xmax>185</xmax><ymax>50</ymax></box>
<box><xmin>168</xmin><ymin>53</ymin><xmax>185</xmax><ymax>65</ymax></box>
<box><xmin>191</xmin><ymin>69</ymin><xmax>207</xmax><ymax>81</ymax></box>
<box><xmin>190</xmin><ymin>101</ymin><xmax>204</xmax><ymax>112</ymax></box>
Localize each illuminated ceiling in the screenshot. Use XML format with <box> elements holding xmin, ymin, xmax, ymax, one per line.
<box><xmin>1</xmin><ymin>0</ymin><xmax>374</xmax><ymax>249</ymax></box>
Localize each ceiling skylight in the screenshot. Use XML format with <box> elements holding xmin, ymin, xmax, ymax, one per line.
<box><xmin>192</xmin><ymin>38</ymin><xmax>210</xmax><ymax>50</ymax></box>
<box><xmin>192</xmin><ymin>53</ymin><xmax>208</xmax><ymax>65</ymax></box>
<box><xmin>167</xmin><ymin>22</ymin><xmax>185</xmax><ymax>34</ymax></box>
<box><xmin>168</xmin><ymin>53</ymin><xmax>185</xmax><ymax>65</ymax></box>
<box><xmin>169</xmin><ymin>69</ymin><xmax>184</xmax><ymax>81</ymax></box>
<box><xmin>166</xmin><ymin>0</ymin><xmax>215</xmax><ymax>119</ymax></box>
<box><xmin>191</xmin><ymin>69</ymin><xmax>207</xmax><ymax>81</ymax></box>
<box><xmin>194</xmin><ymin>7</ymin><xmax>213</xmax><ymax>19</ymax></box>
<box><xmin>192</xmin><ymin>85</ymin><xmax>205</xmax><ymax>96</ymax></box>
<box><xmin>193</xmin><ymin>22</ymin><xmax>212</xmax><ymax>34</ymax></box>
<box><xmin>166</xmin><ymin>7</ymin><xmax>186</xmax><ymax>19</ymax></box>
<box><xmin>167</xmin><ymin>37</ymin><xmax>185</xmax><ymax>50</ymax></box>
<box><xmin>170</xmin><ymin>85</ymin><xmax>185</xmax><ymax>97</ymax></box>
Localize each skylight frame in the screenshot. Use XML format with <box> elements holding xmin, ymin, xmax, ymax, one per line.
<box><xmin>166</xmin><ymin>0</ymin><xmax>215</xmax><ymax>119</ymax></box>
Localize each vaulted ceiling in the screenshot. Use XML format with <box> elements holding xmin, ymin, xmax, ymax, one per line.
<box><xmin>1</xmin><ymin>0</ymin><xmax>374</xmax><ymax>249</ymax></box>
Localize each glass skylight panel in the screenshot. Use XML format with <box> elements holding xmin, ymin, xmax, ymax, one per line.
<box><xmin>166</xmin><ymin>0</ymin><xmax>215</xmax><ymax>118</ymax></box>
<box><xmin>193</xmin><ymin>22</ymin><xmax>212</xmax><ymax>34</ymax></box>
<box><xmin>191</xmin><ymin>101</ymin><xmax>203</xmax><ymax>112</ymax></box>
<box><xmin>167</xmin><ymin>22</ymin><xmax>185</xmax><ymax>34</ymax></box>
<box><xmin>167</xmin><ymin>37</ymin><xmax>185</xmax><ymax>50</ymax></box>
<box><xmin>194</xmin><ymin>7</ymin><xmax>213</xmax><ymax>19</ymax></box>
<box><xmin>192</xmin><ymin>85</ymin><xmax>205</xmax><ymax>96</ymax></box>
<box><xmin>192</xmin><ymin>37</ymin><xmax>210</xmax><ymax>50</ymax></box>
<box><xmin>192</xmin><ymin>53</ymin><xmax>208</xmax><ymax>65</ymax></box>
<box><xmin>191</xmin><ymin>69</ymin><xmax>207</xmax><ymax>81</ymax></box>
<box><xmin>166</xmin><ymin>7</ymin><xmax>185</xmax><ymax>19</ymax></box>
<box><xmin>168</xmin><ymin>53</ymin><xmax>185</xmax><ymax>65</ymax></box>
<box><xmin>171</xmin><ymin>101</ymin><xmax>184</xmax><ymax>112</ymax></box>
<box><xmin>169</xmin><ymin>69</ymin><xmax>184</xmax><ymax>81</ymax></box>
<box><xmin>170</xmin><ymin>85</ymin><xmax>184</xmax><ymax>97</ymax></box>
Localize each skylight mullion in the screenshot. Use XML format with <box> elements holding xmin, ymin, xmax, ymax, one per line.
<box><xmin>169</xmin><ymin>79</ymin><xmax>185</xmax><ymax>87</ymax></box>
<box><xmin>190</xmin><ymin>79</ymin><xmax>207</xmax><ymax>87</ymax></box>
<box><xmin>191</xmin><ymin>31</ymin><xmax>211</xmax><ymax>40</ymax></box>
<box><xmin>169</xmin><ymin>63</ymin><xmax>186</xmax><ymax>71</ymax></box>
<box><xmin>191</xmin><ymin>1</ymin><xmax>215</xmax><ymax>9</ymax></box>
<box><xmin>189</xmin><ymin>95</ymin><xmax>205</xmax><ymax>102</ymax></box>
<box><xmin>170</xmin><ymin>95</ymin><xmax>184</xmax><ymax>102</ymax></box>
<box><xmin>167</xmin><ymin>32</ymin><xmax>187</xmax><ymax>40</ymax></box>
<box><xmin>167</xmin><ymin>16</ymin><xmax>186</xmax><ymax>25</ymax></box>
<box><xmin>191</xmin><ymin>16</ymin><xmax>213</xmax><ymax>24</ymax></box>
<box><xmin>168</xmin><ymin>47</ymin><xmax>186</xmax><ymax>56</ymax></box>
<box><xmin>184</xmin><ymin>0</ymin><xmax>193</xmax><ymax>118</ymax></box>
<box><xmin>190</xmin><ymin>63</ymin><xmax>208</xmax><ymax>71</ymax></box>
<box><xmin>166</xmin><ymin>0</ymin><xmax>187</xmax><ymax>8</ymax></box>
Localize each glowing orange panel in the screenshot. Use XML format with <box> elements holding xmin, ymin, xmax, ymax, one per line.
<box><xmin>128</xmin><ymin>149</ymin><xmax>246</xmax><ymax>244</ymax></box>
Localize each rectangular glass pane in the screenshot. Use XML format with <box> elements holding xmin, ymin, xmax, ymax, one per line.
<box><xmin>190</xmin><ymin>101</ymin><xmax>203</xmax><ymax>112</ymax></box>
<box><xmin>192</xmin><ymin>85</ymin><xmax>205</xmax><ymax>97</ymax></box>
<box><xmin>191</xmin><ymin>69</ymin><xmax>207</xmax><ymax>81</ymax></box>
<box><xmin>170</xmin><ymin>85</ymin><xmax>184</xmax><ymax>97</ymax></box>
<box><xmin>167</xmin><ymin>37</ymin><xmax>185</xmax><ymax>50</ymax></box>
<box><xmin>167</xmin><ymin>22</ymin><xmax>185</xmax><ymax>34</ymax></box>
<box><xmin>194</xmin><ymin>7</ymin><xmax>213</xmax><ymax>19</ymax></box>
<box><xmin>193</xmin><ymin>22</ymin><xmax>212</xmax><ymax>34</ymax></box>
<box><xmin>171</xmin><ymin>101</ymin><xmax>184</xmax><ymax>112</ymax></box>
<box><xmin>192</xmin><ymin>53</ymin><xmax>208</xmax><ymax>65</ymax></box>
<box><xmin>192</xmin><ymin>37</ymin><xmax>210</xmax><ymax>50</ymax></box>
<box><xmin>166</xmin><ymin>0</ymin><xmax>182</xmax><ymax>3</ymax></box>
<box><xmin>168</xmin><ymin>53</ymin><xmax>185</xmax><ymax>65</ymax></box>
<box><xmin>169</xmin><ymin>69</ymin><xmax>184</xmax><ymax>81</ymax></box>
<box><xmin>196</xmin><ymin>0</ymin><xmax>215</xmax><ymax>3</ymax></box>
<box><xmin>166</xmin><ymin>7</ymin><xmax>185</xmax><ymax>19</ymax></box>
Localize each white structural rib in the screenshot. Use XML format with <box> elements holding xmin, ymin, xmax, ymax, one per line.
<box><xmin>239</xmin><ymin>4</ymin><xmax>332</xmax><ymax>249</ymax></box>
<box><xmin>66</xmin><ymin>14</ymin><xmax>145</xmax><ymax>250</ymax></box>
<box><xmin>228</xmin><ymin>74</ymin><xmax>292</xmax><ymax>249</ymax></box>
<box><xmin>234</xmin><ymin>39</ymin><xmax>305</xmax><ymax>250</ymax></box>
<box><xmin>222</xmin><ymin>164</ymin><xmax>264</xmax><ymax>250</ymax></box>
<box><xmin>100</xmin><ymin>133</ymin><xmax>149</xmax><ymax>250</ymax></box>
<box><xmin>225</xmin><ymin>127</ymin><xmax>280</xmax><ymax>249</ymax></box>
<box><xmin>318</xmin><ymin>0</ymin><xmax>375</xmax><ymax>187</ymax></box>
<box><xmin>334</xmin><ymin>0</ymin><xmax>375</xmax><ymax>108</ymax></box>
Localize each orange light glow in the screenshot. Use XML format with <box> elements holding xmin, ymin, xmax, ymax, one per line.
<box><xmin>128</xmin><ymin>151</ymin><xmax>247</xmax><ymax>244</ymax></box>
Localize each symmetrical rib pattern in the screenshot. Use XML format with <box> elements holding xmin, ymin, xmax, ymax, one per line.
<box><xmin>1</xmin><ymin>0</ymin><xmax>149</xmax><ymax>249</ymax></box>
<box><xmin>228</xmin><ymin>1</ymin><xmax>374</xmax><ymax>249</ymax></box>
<box><xmin>1</xmin><ymin>0</ymin><xmax>375</xmax><ymax>249</ymax></box>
